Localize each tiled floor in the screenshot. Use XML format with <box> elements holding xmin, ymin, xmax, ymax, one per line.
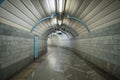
<box><xmin>10</xmin><ymin>47</ymin><xmax>106</xmax><ymax>80</ymax></box>
<box><xmin>27</xmin><ymin>47</ymin><xmax>106</xmax><ymax>80</ymax></box>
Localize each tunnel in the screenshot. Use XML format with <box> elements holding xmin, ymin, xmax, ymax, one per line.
<box><xmin>0</xmin><ymin>0</ymin><xmax>120</xmax><ymax>80</ymax></box>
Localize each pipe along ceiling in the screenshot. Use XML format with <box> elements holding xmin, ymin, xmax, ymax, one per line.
<box><xmin>0</xmin><ymin>0</ymin><xmax>120</xmax><ymax>38</ymax></box>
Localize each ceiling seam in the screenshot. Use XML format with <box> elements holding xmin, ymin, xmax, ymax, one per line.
<box><xmin>88</xmin><ymin>4</ymin><xmax>120</xmax><ymax>27</ymax></box>
<box><xmin>20</xmin><ymin>0</ymin><xmax>40</xmax><ymax>20</ymax></box>
<box><xmin>0</xmin><ymin>6</ymin><xmax>34</xmax><ymax>26</ymax></box>
<box><xmin>8</xmin><ymin>0</ymin><xmax>37</xmax><ymax>23</ymax></box>
<box><xmin>85</xmin><ymin>0</ymin><xmax>114</xmax><ymax>23</ymax></box>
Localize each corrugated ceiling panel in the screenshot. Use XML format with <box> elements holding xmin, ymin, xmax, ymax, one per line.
<box><xmin>1</xmin><ymin>0</ymin><xmax>35</xmax><ymax>25</ymax></box>
<box><xmin>80</xmin><ymin>0</ymin><xmax>102</xmax><ymax>19</ymax></box>
<box><xmin>31</xmin><ymin>0</ymin><xmax>46</xmax><ymax>17</ymax></box>
<box><xmin>0</xmin><ymin>7</ymin><xmax>32</xmax><ymax>29</ymax></box>
<box><xmin>21</xmin><ymin>0</ymin><xmax>42</xmax><ymax>19</ymax></box>
<box><xmin>0</xmin><ymin>0</ymin><xmax>119</xmax><ymax>36</ymax></box>
<box><xmin>87</xmin><ymin>1</ymin><xmax>120</xmax><ymax>26</ymax></box>
<box><xmin>84</xmin><ymin>0</ymin><xmax>114</xmax><ymax>22</ymax></box>
<box><xmin>9</xmin><ymin>0</ymin><xmax>38</xmax><ymax>22</ymax></box>
<box><xmin>89</xmin><ymin>9</ymin><xmax>120</xmax><ymax>29</ymax></box>
<box><xmin>75</xmin><ymin>0</ymin><xmax>92</xmax><ymax>17</ymax></box>
<box><xmin>0</xmin><ymin>17</ymin><xmax>29</xmax><ymax>31</ymax></box>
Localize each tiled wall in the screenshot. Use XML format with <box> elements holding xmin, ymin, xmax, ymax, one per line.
<box><xmin>0</xmin><ymin>23</ymin><xmax>47</xmax><ymax>80</ymax></box>
<box><xmin>51</xmin><ymin>22</ymin><xmax>120</xmax><ymax>79</ymax></box>
<box><xmin>74</xmin><ymin>22</ymin><xmax>120</xmax><ymax>79</ymax></box>
<box><xmin>38</xmin><ymin>38</ymin><xmax>47</xmax><ymax>56</ymax></box>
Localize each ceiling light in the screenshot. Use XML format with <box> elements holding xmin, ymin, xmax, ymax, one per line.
<box><xmin>58</xmin><ymin>20</ymin><xmax>62</xmax><ymax>25</ymax></box>
<box><xmin>51</xmin><ymin>17</ymin><xmax>57</xmax><ymax>25</ymax></box>
<box><xmin>56</xmin><ymin>30</ymin><xmax>62</xmax><ymax>35</ymax></box>
<box><xmin>57</xmin><ymin>0</ymin><xmax>65</xmax><ymax>13</ymax></box>
<box><xmin>59</xmin><ymin>0</ymin><xmax>63</xmax><ymax>12</ymax></box>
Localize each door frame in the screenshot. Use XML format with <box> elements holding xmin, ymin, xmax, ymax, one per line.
<box><xmin>34</xmin><ymin>35</ymin><xmax>38</xmax><ymax>59</ymax></box>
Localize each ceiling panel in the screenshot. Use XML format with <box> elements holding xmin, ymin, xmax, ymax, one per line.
<box><xmin>0</xmin><ymin>0</ymin><xmax>119</xmax><ymax>36</ymax></box>
<box><xmin>1</xmin><ymin>0</ymin><xmax>35</xmax><ymax>25</ymax></box>
<box><xmin>0</xmin><ymin>7</ymin><xmax>32</xmax><ymax>29</ymax></box>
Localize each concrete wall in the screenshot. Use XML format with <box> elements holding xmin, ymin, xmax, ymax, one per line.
<box><xmin>50</xmin><ymin>22</ymin><xmax>120</xmax><ymax>79</ymax></box>
<box><xmin>38</xmin><ymin>38</ymin><xmax>47</xmax><ymax>56</ymax></box>
<box><xmin>0</xmin><ymin>23</ymin><xmax>47</xmax><ymax>80</ymax></box>
<box><xmin>74</xmin><ymin>22</ymin><xmax>120</xmax><ymax>79</ymax></box>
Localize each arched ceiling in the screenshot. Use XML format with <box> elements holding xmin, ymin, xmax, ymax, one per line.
<box><xmin>0</xmin><ymin>0</ymin><xmax>120</xmax><ymax>37</ymax></box>
<box><xmin>42</xmin><ymin>24</ymin><xmax>78</xmax><ymax>39</ymax></box>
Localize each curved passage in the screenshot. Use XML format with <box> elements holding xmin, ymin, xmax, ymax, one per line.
<box><xmin>0</xmin><ymin>0</ymin><xmax>120</xmax><ymax>80</ymax></box>
<box><xmin>27</xmin><ymin>47</ymin><xmax>106</xmax><ymax>80</ymax></box>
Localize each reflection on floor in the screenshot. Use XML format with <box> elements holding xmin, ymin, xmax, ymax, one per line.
<box><xmin>27</xmin><ymin>47</ymin><xmax>106</xmax><ymax>80</ymax></box>
<box><xmin>10</xmin><ymin>47</ymin><xmax>106</xmax><ymax>80</ymax></box>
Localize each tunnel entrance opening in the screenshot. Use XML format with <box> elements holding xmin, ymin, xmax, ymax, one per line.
<box><xmin>47</xmin><ymin>30</ymin><xmax>72</xmax><ymax>47</ymax></box>
<box><xmin>44</xmin><ymin>25</ymin><xmax>78</xmax><ymax>48</ymax></box>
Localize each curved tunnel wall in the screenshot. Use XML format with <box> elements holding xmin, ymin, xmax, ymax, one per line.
<box><xmin>50</xmin><ymin>23</ymin><xmax>120</xmax><ymax>79</ymax></box>
<box><xmin>42</xmin><ymin>24</ymin><xmax>78</xmax><ymax>39</ymax></box>
<box><xmin>0</xmin><ymin>23</ymin><xmax>47</xmax><ymax>80</ymax></box>
<box><xmin>0</xmin><ymin>0</ymin><xmax>120</xmax><ymax>80</ymax></box>
<box><xmin>48</xmin><ymin>0</ymin><xmax>120</xmax><ymax>79</ymax></box>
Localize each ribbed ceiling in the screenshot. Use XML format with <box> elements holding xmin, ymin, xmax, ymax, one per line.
<box><xmin>0</xmin><ymin>0</ymin><xmax>120</xmax><ymax>36</ymax></box>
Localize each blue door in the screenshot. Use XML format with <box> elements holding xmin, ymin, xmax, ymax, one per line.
<box><xmin>34</xmin><ymin>35</ymin><xmax>38</xmax><ymax>59</ymax></box>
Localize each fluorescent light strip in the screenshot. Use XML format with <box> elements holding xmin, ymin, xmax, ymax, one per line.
<box><xmin>58</xmin><ymin>20</ymin><xmax>62</xmax><ymax>25</ymax></box>
<box><xmin>59</xmin><ymin>0</ymin><xmax>63</xmax><ymax>12</ymax></box>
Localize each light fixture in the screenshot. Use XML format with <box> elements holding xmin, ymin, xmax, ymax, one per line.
<box><xmin>58</xmin><ymin>20</ymin><xmax>62</xmax><ymax>25</ymax></box>
<box><xmin>57</xmin><ymin>0</ymin><xmax>65</xmax><ymax>13</ymax></box>
<box><xmin>56</xmin><ymin>30</ymin><xmax>61</xmax><ymax>33</ymax></box>
<box><xmin>51</xmin><ymin>17</ymin><xmax>57</xmax><ymax>25</ymax></box>
<box><xmin>56</xmin><ymin>30</ymin><xmax>62</xmax><ymax>35</ymax></box>
<box><xmin>56</xmin><ymin>0</ymin><xmax>66</xmax><ymax>26</ymax></box>
<box><xmin>59</xmin><ymin>0</ymin><xmax>63</xmax><ymax>12</ymax></box>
